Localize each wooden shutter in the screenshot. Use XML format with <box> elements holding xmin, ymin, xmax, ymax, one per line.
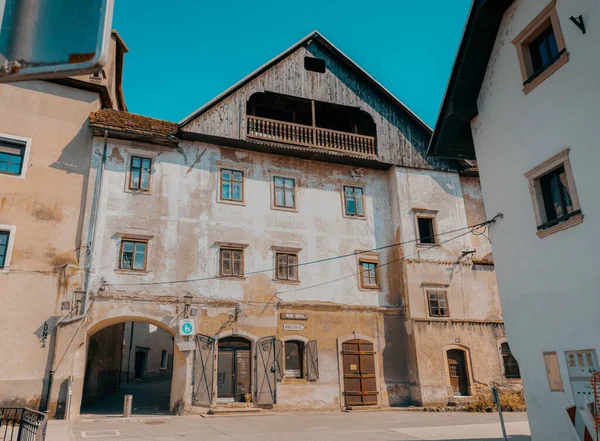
<box><xmin>306</xmin><ymin>340</ymin><xmax>319</xmax><ymax>381</ymax></box>
<box><xmin>274</xmin><ymin>339</ymin><xmax>284</xmax><ymax>381</ymax></box>
<box><xmin>255</xmin><ymin>336</ymin><xmax>276</xmax><ymax>405</ymax></box>
<box><xmin>193</xmin><ymin>334</ymin><xmax>215</xmax><ymax>406</ymax></box>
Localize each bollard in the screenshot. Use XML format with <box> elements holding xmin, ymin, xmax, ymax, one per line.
<box><xmin>123</xmin><ymin>394</ymin><xmax>133</xmax><ymax>418</ymax></box>
<box><xmin>65</xmin><ymin>376</ymin><xmax>74</xmax><ymax>420</ymax></box>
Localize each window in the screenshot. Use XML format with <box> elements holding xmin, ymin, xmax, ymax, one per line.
<box><xmin>160</xmin><ymin>350</ymin><xmax>168</xmax><ymax>370</ymax></box>
<box><xmin>428</xmin><ymin>291</ymin><xmax>449</xmax><ymax>317</ymax></box>
<box><xmin>220</xmin><ymin>248</ymin><xmax>244</xmax><ymax>276</ymax></box>
<box><xmin>273</xmin><ymin>177</ymin><xmax>296</xmax><ymax>209</ymax></box>
<box><xmin>359</xmin><ymin>260</ymin><xmax>378</xmax><ymax>289</ymax></box>
<box><xmin>129</xmin><ymin>156</ymin><xmax>152</xmax><ymax>191</ymax></box>
<box><xmin>417</xmin><ymin>217</ymin><xmax>436</xmax><ymax>244</ymax></box>
<box><xmin>120</xmin><ymin>240</ymin><xmax>148</xmax><ymax>270</ymax></box>
<box><xmin>501</xmin><ymin>343</ymin><xmax>521</xmax><ymax>379</ymax></box>
<box><xmin>304</xmin><ymin>57</ymin><xmax>326</xmax><ymax>73</ymax></box>
<box><xmin>284</xmin><ymin>341</ymin><xmax>304</xmax><ymax>378</ymax></box>
<box><xmin>220</xmin><ymin>169</ymin><xmax>243</xmax><ymax>202</ymax></box>
<box><xmin>344</xmin><ymin>186</ymin><xmax>365</xmax><ymax>217</ymax></box>
<box><xmin>525</xmin><ymin>149</ymin><xmax>582</xmax><ymax>238</ymax></box>
<box><xmin>276</xmin><ymin>252</ymin><xmax>298</xmax><ymax>281</ymax></box>
<box><xmin>0</xmin><ymin>137</ymin><xmax>26</xmax><ymax>176</ymax></box>
<box><xmin>512</xmin><ymin>1</ymin><xmax>568</xmax><ymax>94</ymax></box>
<box><xmin>0</xmin><ymin>231</ymin><xmax>9</xmax><ymax>268</ymax></box>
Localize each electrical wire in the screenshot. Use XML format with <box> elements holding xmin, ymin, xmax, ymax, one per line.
<box><xmin>106</xmin><ymin>216</ymin><xmax>500</xmax><ymax>287</ymax></box>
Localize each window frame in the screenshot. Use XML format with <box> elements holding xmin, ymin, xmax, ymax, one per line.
<box><xmin>525</xmin><ymin>149</ymin><xmax>582</xmax><ymax>238</ymax></box>
<box><xmin>427</xmin><ymin>290</ymin><xmax>450</xmax><ymax>318</ymax></box>
<box><xmin>283</xmin><ymin>340</ymin><xmax>305</xmax><ymax>379</ymax></box>
<box><xmin>342</xmin><ymin>185</ymin><xmax>366</xmax><ymax>218</ymax></box>
<box><xmin>413</xmin><ymin>208</ymin><xmax>439</xmax><ymax>247</ymax></box>
<box><xmin>271</xmin><ymin>174</ymin><xmax>298</xmax><ymax>212</ymax></box>
<box><xmin>128</xmin><ymin>155</ymin><xmax>152</xmax><ymax>192</ymax></box>
<box><xmin>160</xmin><ymin>349</ymin><xmax>168</xmax><ymax>370</ymax></box>
<box><xmin>512</xmin><ymin>1</ymin><xmax>568</xmax><ymax>95</ymax></box>
<box><xmin>275</xmin><ymin>252</ymin><xmax>299</xmax><ymax>282</ymax></box>
<box><xmin>500</xmin><ymin>342</ymin><xmax>521</xmax><ymax>379</ymax></box>
<box><xmin>0</xmin><ymin>134</ymin><xmax>32</xmax><ymax>180</ymax></box>
<box><xmin>219</xmin><ymin>167</ymin><xmax>245</xmax><ymax>204</ymax></box>
<box><xmin>0</xmin><ymin>225</ymin><xmax>16</xmax><ymax>271</ymax></box>
<box><xmin>358</xmin><ymin>253</ymin><xmax>380</xmax><ymax>289</ymax></box>
<box><xmin>119</xmin><ymin>239</ymin><xmax>149</xmax><ymax>271</ymax></box>
<box><xmin>219</xmin><ymin>247</ymin><xmax>245</xmax><ymax>277</ymax></box>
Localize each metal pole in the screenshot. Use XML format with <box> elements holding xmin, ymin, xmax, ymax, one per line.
<box><xmin>491</xmin><ymin>387</ymin><xmax>508</xmax><ymax>441</ymax></box>
<box><xmin>123</xmin><ymin>395</ymin><xmax>133</xmax><ymax>418</ymax></box>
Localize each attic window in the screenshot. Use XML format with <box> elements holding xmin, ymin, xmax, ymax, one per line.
<box><xmin>304</xmin><ymin>57</ymin><xmax>326</xmax><ymax>73</ymax></box>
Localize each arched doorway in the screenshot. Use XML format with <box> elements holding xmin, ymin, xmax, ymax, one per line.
<box><xmin>341</xmin><ymin>339</ymin><xmax>378</xmax><ymax>406</ymax></box>
<box><xmin>81</xmin><ymin>321</ymin><xmax>174</xmax><ymax>415</ymax></box>
<box><xmin>447</xmin><ymin>349</ymin><xmax>469</xmax><ymax>396</ymax></box>
<box><xmin>217</xmin><ymin>336</ymin><xmax>251</xmax><ymax>402</ymax></box>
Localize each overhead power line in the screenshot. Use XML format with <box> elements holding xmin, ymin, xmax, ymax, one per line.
<box><xmin>106</xmin><ymin>215</ymin><xmax>501</xmax><ymax>288</ymax></box>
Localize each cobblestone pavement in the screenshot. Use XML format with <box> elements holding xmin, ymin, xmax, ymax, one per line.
<box><xmin>49</xmin><ymin>410</ymin><xmax>531</xmax><ymax>441</ymax></box>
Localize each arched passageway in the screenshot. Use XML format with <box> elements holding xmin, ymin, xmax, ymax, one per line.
<box><xmin>81</xmin><ymin>321</ymin><xmax>174</xmax><ymax>415</ymax></box>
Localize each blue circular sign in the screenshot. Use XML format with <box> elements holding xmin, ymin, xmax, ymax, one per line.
<box><xmin>181</xmin><ymin>322</ymin><xmax>193</xmax><ymax>335</ymax></box>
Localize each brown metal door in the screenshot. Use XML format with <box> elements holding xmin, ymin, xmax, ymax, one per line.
<box><xmin>447</xmin><ymin>350</ymin><xmax>468</xmax><ymax>396</ymax></box>
<box><xmin>342</xmin><ymin>339</ymin><xmax>378</xmax><ymax>406</ymax></box>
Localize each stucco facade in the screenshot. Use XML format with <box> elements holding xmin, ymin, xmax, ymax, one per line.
<box><xmin>431</xmin><ymin>1</ymin><xmax>599</xmax><ymax>440</ymax></box>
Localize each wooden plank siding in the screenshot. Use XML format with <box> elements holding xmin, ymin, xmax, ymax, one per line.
<box><xmin>184</xmin><ymin>41</ymin><xmax>463</xmax><ymax>172</ymax></box>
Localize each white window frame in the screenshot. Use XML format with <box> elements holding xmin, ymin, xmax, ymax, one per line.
<box><xmin>0</xmin><ymin>133</ymin><xmax>32</xmax><ymax>180</ymax></box>
<box><xmin>0</xmin><ymin>224</ymin><xmax>17</xmax><ymax>272</ymax></box>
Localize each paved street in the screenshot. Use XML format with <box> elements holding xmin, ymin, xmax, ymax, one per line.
<box><xmin>49</xmin><ymin>411</ymin><xmax>530</xmax><ymax>441</ymax></box>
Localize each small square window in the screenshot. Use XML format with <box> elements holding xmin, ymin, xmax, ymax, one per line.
<box><xmin>220</xmin><ymin>169</ymin><xmax>244</xmax><ymax>202</ymax></box>
<box><xmin>220</xmin><ymin>248</ymin><xmax>244</xmax><ymax>276</ymax></box>
<box><xmin>120</xmin><ymin>240</ymin><xmax>148</xmax><ymax>270</ymax></box>
<box><xmin>427</xmin><ymin>291</ymin><xmax>449</xmax><ymax>317</ymax></box>
<box><xmin>304</xmin><ymin>57</ymin><xmax>326</xmax><ymax>74</ymax></box>
<box><xmin>276</xmin><ymin>252</ymin><xmax>298</xmax><ymax>281</ymax></box>
<box><xmin>512</xmin><ymin>2</ymin><xmax>568</xmax><ymax>94</ymax></box>
<box><xmin>525</xmin><ymin>149</ymin><xmax>582</xmax><ymax>238</ymax></box>
<box><xmin>0</xmin><ymin>231</ymin><xmax>10</xmax><ymax>268</ymax></box>
<box><xmin>344</xmin><ymin>186</ymin><xmax>365</xmax><ymax>217</ymax></box>
<box><xmin>274</xmin><ymin>177</ymin><xmax>296</xmax><ymax>209</ymax></box>
<box><xmin>0</xmin><ymin>138</ymin><xmax>26</xmax><ymax>176</ymax></box>
<box><xmin>129</xmin><ymin>156</ymin><xmax>152</xmax><ymax>191</ymax></box>
<box><xmin>359</xmin><ymin>260</ymin><xmax>379</xmax><ymax>289</ymax></box>
<box><xmin>417</xmin><ymin>217</ymin><xmax>436</xmax><ymax>245</ymax></box>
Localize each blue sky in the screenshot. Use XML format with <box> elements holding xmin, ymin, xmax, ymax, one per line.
<box><xmin>112</xmin><ymin>0</ymin><xmax>470</xmax><ymax>127</ymax></box>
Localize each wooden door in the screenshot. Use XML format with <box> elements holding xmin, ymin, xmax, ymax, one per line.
<box><xmin>255</xmin><ymin>336</ymin><xmax>276</xmax><ymax>406</ymax></box>
<box><xmin>447</xmin><ymin>349</ymin><xmax>468</xmax><ymax>396</ymax></box>
<box><xmin>342</xmin><ymin>339</ymin><xmax>378</xmax><ymax>406</ymax></box>
<box><xmin>193</xmin><ymin>334</ymin><xmax>214</xmax><ymax>406</ymax></box>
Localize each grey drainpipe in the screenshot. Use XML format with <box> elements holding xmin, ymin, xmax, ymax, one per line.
<box><xmin>41</xmin><ymin>131</ymin><xmax>109</xmax><ymax>415</ymax></box>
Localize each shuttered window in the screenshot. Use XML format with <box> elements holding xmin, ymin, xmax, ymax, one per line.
<box><xmin>220</xmin><ymin>248</ymin><xmax>244</xmax><ymax>276</ymax></box>
<box><xmin>276</xmin><ymin>252</ymin><xmax>298</xmax><ymax>281</ymax></box>
<box><xmin>284</xmin><ymin>341</ymin><xmax>303</xmax><ymax>378</ymax></box>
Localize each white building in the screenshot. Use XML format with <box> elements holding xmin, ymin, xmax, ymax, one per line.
<box><xmin>430</xmin><ymin>1</ymin><xmax>599</xmax><ymax>440</ymax></box>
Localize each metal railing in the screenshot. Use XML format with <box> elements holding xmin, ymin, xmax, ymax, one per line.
<box><xmin>247</xmin><ymin>115</ymin><xmax>377</xmax><ymax>157</ymax></box>
<box><xmin>0</xmin><ymin>408</ymin><xmax>47</xmax><ymax>441</ymax></box>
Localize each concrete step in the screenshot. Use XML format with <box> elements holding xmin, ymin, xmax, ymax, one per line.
<box><xmin>207</xmin><ymin>403</ymin><xmax>261</xmax><ymax>415</ymax></box>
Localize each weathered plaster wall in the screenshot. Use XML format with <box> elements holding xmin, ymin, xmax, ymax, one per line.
<box><xmin>184</xmin><ymin>42</ymin><xmax>462</xmax><ymax>172</ymax></box>
<box><xmin>0</xmin><ymin>81</ymin><xmax>98</xmax><ymax>409</ymax></box>
<box><xmin>472</xmin><ymin>1</ymin><xmax>599</xmax><ymax>439</ymax></box>
<box><xmin>121</xmin><ymin>322</ymin><xmax>174</xmax><ymax>382</ymax></box>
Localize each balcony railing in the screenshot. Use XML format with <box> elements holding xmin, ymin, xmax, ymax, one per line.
<box><xmin>247</xmin><ymin>115</ymin><xmax>376</xmax><ymax>157</ymax></box>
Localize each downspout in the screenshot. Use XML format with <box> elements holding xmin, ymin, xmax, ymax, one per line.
<box><xmin>41</xmin><ymin>130</ymin><xmax>109</xmax><ymax>414</ymax></box>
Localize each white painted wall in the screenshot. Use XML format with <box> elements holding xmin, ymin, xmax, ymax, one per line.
<box><xmin>472</xmin><ymin>1</ymin><xmax>600</xmax><ymax>440</ymax></box>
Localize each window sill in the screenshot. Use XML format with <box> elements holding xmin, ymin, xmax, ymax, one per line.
<box><xmin>0</xmin><ymin>171</ymin><xmax>25</xmax><ymax>180</ymax></box>
<box><xmin>271</xmin><ymin>206</ymin><xmax>298</xmax><ymax>213</ymax></box>
<box><xmin>523</xmin><ymin>51</ymin><xmax>569</xmax><ymax>95</ymax></box>
<box><xmin>125</xmin><ymin>188</ymin><xmax>152</xmax><ymax>196</ymax></box>
<box><xmin>359</xmin><ymin>286</ymin><xmax>381</xmax><ymax>292</ymax></box>
<box><xmin>218</xmin><ymin>199</ymin><xmax>246</xmax><ymax>207</ymax></box>
<box><xmin>216</xmin><ymin>275</ymin><xmax>247</xmax><ymax>281</ymax></box>
<box><xmin>536</xmin><ymin>212</ymin><xmax>583</xmax><ymax>238</ymax></box>
<box><xmin>342</xmin><ymin>214</ymin><xmax>367</xmax><ymax>221</ymax></box>
<box><xmin>273</xmin><ymin>279</ymin><xmax>301</xmax><ymax>285</ymax></box>
<box><xmin>416</xmin><ymin>243</ymin><xmax>438</xmax><ymax>248</ymax></box>
<box><xmin>115</xmin><ymin>269</ymin><xmax>149</xmax><ymax>275</ymax></box>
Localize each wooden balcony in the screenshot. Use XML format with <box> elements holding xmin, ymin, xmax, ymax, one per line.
<box><xmin>247</xmin><ymin>115</ymin><xmax>376</xmax><ymax>157</ymax></box>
